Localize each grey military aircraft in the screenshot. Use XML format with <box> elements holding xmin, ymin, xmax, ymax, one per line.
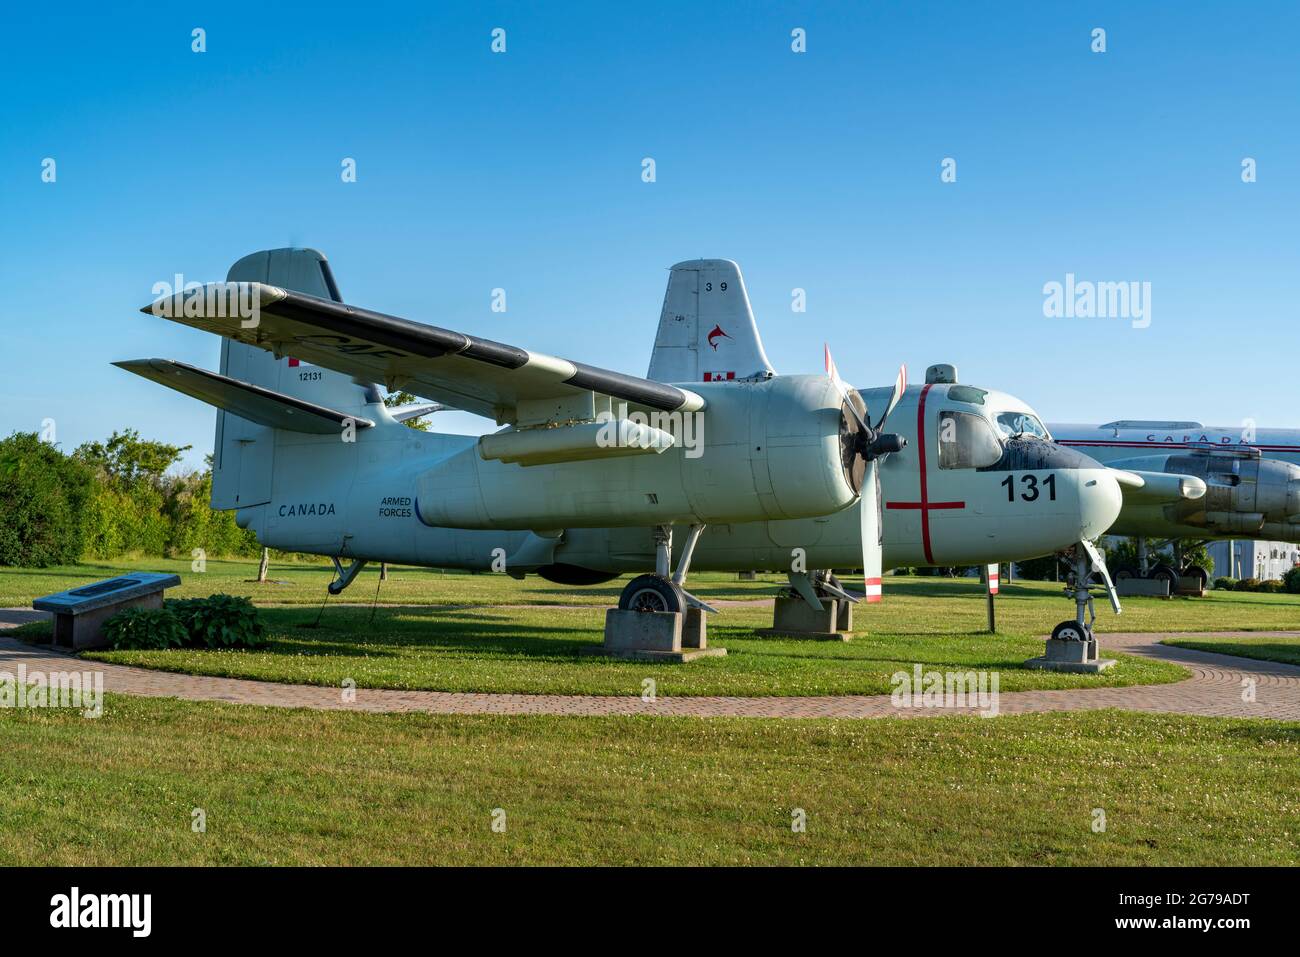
<box><xmin>118</xmin><ymin>249</ymin><xmax>1190</xmax><ymax>637</ymax></box>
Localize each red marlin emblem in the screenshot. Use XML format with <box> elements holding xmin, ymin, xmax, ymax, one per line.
<box><xmin>706</xmin><ymin>324</ymin><xmax>730</xmax><ymax>350</ymax></box>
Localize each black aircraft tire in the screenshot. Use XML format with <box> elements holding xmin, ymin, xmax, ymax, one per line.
<box><xmin>1185</xmin><ymin>564</ymin><xmax>1209</xmax><ymax>590</ymax></box>
<box><xmin>618</xmin><ymin>575</ymin><xmax>687</xmax><ymax>614</ymax></box>
<box><xmin>1112</xmin><ymin>564</ymin><xmax>1139</xmax><ymax>581</ymax></box>
<box><xmin>1149</xmin><ymin>564</ymin><xmax>1179</xmax><ymax>587</ymax></box>
<box><xmin>1051</xmin><ymin>620</ymin><xmax>1091</xmax><ymax>642</ymax></box>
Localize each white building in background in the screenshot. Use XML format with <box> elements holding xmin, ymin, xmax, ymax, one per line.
<box><xmin>1207</xmin><ymin>540</ymin><xmax>1300</xmax><ymax>581</ymax></box>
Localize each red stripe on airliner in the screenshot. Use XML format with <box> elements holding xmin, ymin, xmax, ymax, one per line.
<box><xmin>883</xmin><ymin>382</ymin><xmax>965</xmax><ymax>565</ymax></box>
<box><xmin>1058</xmin><ymin>440</ymin><xmax>1300</xmax><ymax>452</ymax></box>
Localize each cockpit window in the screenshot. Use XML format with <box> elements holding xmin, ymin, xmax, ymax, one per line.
<box><xmin>947</xmin><ymin>385</ymin><xmax>988</xmax><ymax>405</ymax></box>
<box><xmin>938</xmin><ymin>411</ymin><xmax>1003</xmax><ymax>469</ymax></box>
<box><xmin>994</xmin><ymin>411</ymin><xmax>1051</xmax><ymax>441</ymax></box>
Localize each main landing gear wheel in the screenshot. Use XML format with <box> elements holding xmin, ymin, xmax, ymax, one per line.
<box><xmin>1149</xmin><ymin>564</ymin><xmax>1179</xmax><ymax>589</ymax></box>
<box><xmin>1051</xmin><ymin>619</ymin><xmax>1091</xmax><ymax>642</ymax></box>
<box><xmin>1112</xmin><ymin>563</ymin><xmax>1139</xmax><ymax>581</ymax></box>
<box><xmin>1185</xmin><ymin>564</ymin><xmax>1209</xmax><ymax>590</ymax></box>
<box><xmin>618</xmin><ymin>574</ymin><xmax>686</xmax><ymax>614</ymax></box>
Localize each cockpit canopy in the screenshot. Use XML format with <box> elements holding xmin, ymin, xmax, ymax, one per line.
<box><xmin>936</xmin><ymin>388</ymin><xmax>1052</xmax><ymax>470</ymax></box>
<box><xmin>993</xmin><ymin>410</ymin><xmax>1051</xmax><ymax>441</ymax></box>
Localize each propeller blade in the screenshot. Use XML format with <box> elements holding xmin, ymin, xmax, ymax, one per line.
<box><xmin>873</xmin><ymin>364</ymin><xmax>908</xmax><ymax>431</ymax></box>
<box><xmin>860</xmin><ymin>459</ymin><xmax>884</xmax><ymax>603</ymax></box>
<box><xmin>824</xmin><ymin>343</ymin><xmax>843</xmax><ymax>390</ymax></box>
<box><xmin>824</xmin><ymin>343</ymin><xmax>871</xmax><ymax>433</ymax></box>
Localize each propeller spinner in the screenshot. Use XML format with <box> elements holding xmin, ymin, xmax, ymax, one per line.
<box><xmin>825</xmin><ymin>346</ymin><xmax>907</xmax><ymax>604</ymax></box>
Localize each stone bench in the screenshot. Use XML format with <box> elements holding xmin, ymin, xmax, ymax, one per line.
<box><xmin>33</xmin><ymin>573</ymin><xmax>182</xmax><ymax>650</ymax></box>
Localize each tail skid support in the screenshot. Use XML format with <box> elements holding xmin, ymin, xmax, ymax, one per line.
<box><xmin>329</xmin><ymin>557</ymin><xmax>368</xmax><ymax>595</ymax></box>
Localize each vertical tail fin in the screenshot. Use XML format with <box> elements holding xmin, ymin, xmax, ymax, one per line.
<box><xmin>211</xmin><ymin>248</ymin><xmax>379</xmax><ymax>509</ymax></box>
<box><xmin>646</xmin><ymin>259</ymin><xmax>776</xmax><ymax>384</ymax></box>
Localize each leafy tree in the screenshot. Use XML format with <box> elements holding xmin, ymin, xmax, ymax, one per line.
<box><xmin>0</xmin><ymin>432</ymin><xmax>93</xmax><ymax>566</ymax></box>
<box><xmin>164</xmin><ymin>469</ymin><xmax>260</xmax><ymax>558</ymax></box>
<box><xmin>1105</xmin><ymin>537</ymin><xmax>1213</xmax><ymax>577</ymax></box>
<box><xmin>74</xmin><ymin>429</ymin><xmax>190</xmax><ymax>487</ymax></box>
<box><xmin>383</xmin><ymin>391</ymin><xmax>432</xmax><ymax>431</ymax></box>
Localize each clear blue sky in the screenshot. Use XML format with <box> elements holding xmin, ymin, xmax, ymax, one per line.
<box><xmin>2</xmin><ymin>1</ymin><xmax>1296</xmax><ymax>469</ymax></box>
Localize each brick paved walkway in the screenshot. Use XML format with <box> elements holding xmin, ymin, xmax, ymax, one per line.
<box><xmin>2</xmin><ymin>609</ymin><xmax>1297</xmax><ymax>720</ymax></box>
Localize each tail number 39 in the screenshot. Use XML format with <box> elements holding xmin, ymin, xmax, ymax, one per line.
<box><xmin>1001</xmin><ymin>473</ymin><xmax>1056</xmax><ymax>502</ymax></box>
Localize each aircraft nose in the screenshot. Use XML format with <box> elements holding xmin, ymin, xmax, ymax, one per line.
<box><xmin>1073</xmin><ymin>453</ymin><xmax>1124</xmax><ymax>540</ymax></box>
<box><xmin>995</xmin><ymin>437</ymin><xmax>1124</xmax><ymax>543</ymax></box>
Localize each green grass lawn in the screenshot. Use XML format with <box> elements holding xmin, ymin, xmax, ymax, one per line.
<box><xmin>12</xmin><ymin>556</ymin><xmax>1300</xmax><ymax>696</ymax></box>
<box><xmin>5</xmin><ymin>556</ymin><xmax>1300</xmax><ymax>629</ymax></box>
<box><xmin>0</xmin><ymin>557</ymin><xmax>788</xmax><ymax>608</ymax></box>
<box><xmin>0</xmin><ymin>696</ymin><xmax>1295</xmax><ymax>866</ymax></box>
<box><xmin>49</xmin><ymin>603</ymin><xmax>1185</xmax><ymax>696</ymax></box>
<box><xmin>1163</xmin><ymin>634</ymin><xmax>1300</xmax><ymax>667</ymax></box>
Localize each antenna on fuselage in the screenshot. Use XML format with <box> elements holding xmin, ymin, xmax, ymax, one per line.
<box><xmin>925</xmin><ymin>364</ymin><xmax>959</xmax><ymax>385</ymax></box>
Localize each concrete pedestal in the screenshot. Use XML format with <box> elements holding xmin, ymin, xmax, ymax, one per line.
<box><xmin>1025</xmin><ymin>637</ymin><xmax>1116</xmax><ymax>673</ymax></box>
<box><xmin>755</xmin><ymin>595</ymin><xmax>852</xmax><ymax>641</ymax></box>
<box><xmin>580</xmin><ymin>609</ymin><xmax>726</xmax><ymax>663</ymax></box>
<box><xmin>1116</xmin><ymin>578</ymin><xmax>1170</xmax><ymax>598</ymax></box>
<box><xmin>682</xmin><ymin>607</ymin><xmax>707</xmax><ymax>649</ymax></box>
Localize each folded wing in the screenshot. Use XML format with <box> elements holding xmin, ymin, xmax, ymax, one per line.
<box><xmin>141</xmin><ymin>283</ymin><xmax>705</xmax><ymax>425</ymax></box>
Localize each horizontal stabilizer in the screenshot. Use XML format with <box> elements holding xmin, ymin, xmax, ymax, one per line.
<box><xmin>390</xmin><ymin>403</ymin><xmax>446</xmax><ymax>422</ymax></box>
<box><xmin>114</xmin><ymin>358</ymin><xmax>375</xmax><ymax>434</ymax></box>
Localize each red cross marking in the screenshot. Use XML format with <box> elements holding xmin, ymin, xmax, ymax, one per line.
<box><xmin>884</xmin><ymin>382</ymin><xmax>965</xmax><ymax>565</ymax></box>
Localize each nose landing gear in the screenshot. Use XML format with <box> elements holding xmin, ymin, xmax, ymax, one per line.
<box><xmin>1032</xmin><ymin>540</ymin><xmax>1119</xmax><ymax>673</ymax></box>
<box><xmin>1053</xmin><ymin>538</ymin><xmax>1121</xmax><ymax>638</ymax></box>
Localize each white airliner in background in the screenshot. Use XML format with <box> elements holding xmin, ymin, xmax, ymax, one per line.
<box><xmin>1049</xmin><ymin>421</ymin><xmax>1300</xmax><ymax>585</ymax></box>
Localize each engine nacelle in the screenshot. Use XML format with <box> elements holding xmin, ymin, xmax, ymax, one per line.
<box><xmin>415</xmin><ymin>374</ymin><xmax>859</xmax><ymax>529</ymax></box>
<box><xmin>1115</xmin><ymin>451</ymin><xmax>1300</xmax><ymax>533</ymax></box>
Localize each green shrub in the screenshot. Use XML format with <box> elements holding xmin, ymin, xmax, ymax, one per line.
<box><xmin>1260</xmin><ymin>580</ymin><xmax>1285</xmax><ymax>594</ymax></box>
<box><xmin>103</xmin><ymin>606</ymin><xmax>189</xmax><ymax>650</ymax></box>
<box><xmin>1235</xmin><ymin>578</ymin><xmax>1261</xmax><ymax>592</ymax></box>
<box><xmin>1011</xmin><ymin>555</ymin><xmax>1060</xmax><ymax>581</ymax></box>
<box><xmin>167</xmin><ymin>594</ymin><xmax>267</xmax><ymax>648</ymax></box>
<box><xmin>164</xmin><ymin>471</ymin><xmax>261</xmax><ymax>559</ymax></box>
<box><xmin>0</xmin><ymin>433</ymin><xmax>93</xmax><ymax>566</ymax></box>
<box><xmin>1213</xmin><ymin>577</ymin><xmax>1237</xmax><ymax>591</ymax></box>
<box><xmin>1283</xmin><ymin>567</ymin><xmax>1300</xmax><ymax>595</ymax></box>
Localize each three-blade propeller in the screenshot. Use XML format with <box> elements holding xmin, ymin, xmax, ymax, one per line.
<box><xmin>824</xmin><ymin>346</ymin><xmax>908</xmax><ymax>604</ymax></box>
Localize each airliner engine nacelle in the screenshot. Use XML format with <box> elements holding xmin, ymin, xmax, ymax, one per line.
<box><xmin>1117</xmin><ymin>451</ymin><xmax>1300</xmax><ymax>538</ymax></box>
<box><xmin>414</xmin><ymin>374</ymin><xmax>863</xmax><ymax>530</ymax></box>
